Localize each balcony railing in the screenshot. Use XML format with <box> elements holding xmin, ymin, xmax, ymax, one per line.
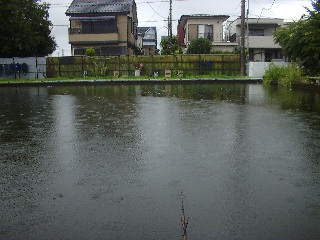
<box><xmin>247</xmin><ymin>36</ymin><xmax>280</xmax><ymax>49</ymax></box>
<box><xmin>70</xmin><ymin>28</ymin><xmax>82</xmax><ymax>35</ymax></box>
<box><xmin>69</xmin><ymin>27</ymin><xmax>118</xmax><ymax>35</ymax></box>
<box><xmin>68</xmin><ymin>30</ymin><xmax>120</xmax><ymax>44</ymax></box>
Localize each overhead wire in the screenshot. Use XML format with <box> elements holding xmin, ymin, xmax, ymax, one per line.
<box><xmin>138</xmin><ymin>0</ymin><xmax>168</xmax><ymax>31</ymax></box>
<box><xmin>242</xmin><ymin>0</ymin><xmax>303</xmax><ymax>21</ymax></box>
<box><xmin>48</xmin><ymin>0</ymin><xmax>306</xmax><ymax>35</ymax></box>
<box><xmin>257</xmin><ymin>0</ymin><xmax>276</xmax><ymax>21</ymax></box>
<box><xmin>43</xmin><ymin>0</ymin><xmax>171</xmax><ymax>8</ymax></box>
<box><xmin>147</xmin><ymin>2</ymin><xmax>167</xmax><ymax>19</ymax></box>
<box><xmin>229</xmin><ymin>0</ymin><xmax>242</xmax><ymax>18</ymax></box>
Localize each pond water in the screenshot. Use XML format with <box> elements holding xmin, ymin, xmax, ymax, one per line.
<box><xmin>1</xmin><ymin>83</ymin><xmax>320</xmax><ymax>240</ymax></box>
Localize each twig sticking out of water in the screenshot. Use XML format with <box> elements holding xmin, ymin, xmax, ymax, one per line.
<box><xmin>181</xmin><ymin>192</ymin><xmax>189</xmax><ymax>240</ymax></box>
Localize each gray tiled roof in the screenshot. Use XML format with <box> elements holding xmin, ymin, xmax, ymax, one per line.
<box><xmin>66</xmin><ymin>0</ymin><xmax>134</xmax><ymax>15</ymax></box>
<box><xmin>137</xmin><ymin>27</ymin><xmax>156</xmax><ymax>35</ymax></box>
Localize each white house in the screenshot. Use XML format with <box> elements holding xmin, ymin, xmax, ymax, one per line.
<box><xmin>137</xmin><ymin>27</ymin><xmax>157</xmax><ymax>55</ymax></box>
<box><xmin>228</xmin><ymin>18</ymin><xmax>285</xmax><ymax>62</ymax></box>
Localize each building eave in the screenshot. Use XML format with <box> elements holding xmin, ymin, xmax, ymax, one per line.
<box><xmin>178</xmin><ymin>14</ymin><xmax>230</xmax><ymax>28</ymax></box>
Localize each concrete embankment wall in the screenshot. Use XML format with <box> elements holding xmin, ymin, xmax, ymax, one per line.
<box><xmin>248</xmin><ymin>61</ymin><xmax>290</xmax><ymax>78</ymax></box>
<box><xmin>0</xmin><ymin>57</ymin><xmax>46</xmax><ymax>79</ymax></box>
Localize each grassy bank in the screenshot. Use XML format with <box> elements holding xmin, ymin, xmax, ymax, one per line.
<box><xmin>0</xmin><ymin>74</ymin><xmax>254</xmax><ymax>84</ymax></box>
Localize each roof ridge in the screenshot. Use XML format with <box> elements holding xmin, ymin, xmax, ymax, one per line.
<box><xmin>66</xmin><ymin>0</ymin><xmax>135</xmax><ymax>15</ymax></box>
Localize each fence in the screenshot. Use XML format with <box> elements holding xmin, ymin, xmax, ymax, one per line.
<box><xmin>46</xmin><ymin>54</ymin><xmax>240</xmax><ymax>78</ymax></box>
<box><xmin>0</xmin><ymin>57</ymin><xmax>46</xmax><ymax>79</ymax></box>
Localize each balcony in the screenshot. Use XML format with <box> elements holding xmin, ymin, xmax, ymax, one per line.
<box><xmin>247</xmin><ymin>36</ymin><xmax>281</xmax><ymax>49</ymax></box>
<box><xmin>68</xmin><ymin>30</ymin><xmax>119</xmax><ymax>44</ymax></box>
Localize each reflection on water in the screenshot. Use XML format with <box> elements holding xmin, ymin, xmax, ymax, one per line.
<box><xmin>264</xmin><ymin>85</ymin><xmax>320</xmax><ymax>113</ymax></box>
<box><xmin>0</xmin><ymin>84</ymin><xmax>320</xmax><ymax>240</ymax></box>
<box><xmin>46</xmin><ymin>83</ymin><xmax>249</xmax><ymax>101</ymax></box>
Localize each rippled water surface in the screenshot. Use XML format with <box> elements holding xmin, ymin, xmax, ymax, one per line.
<box><xmin>1</xmin><ymin>84</ymin><xmax>320</xmax><ymax>240</ymax></box>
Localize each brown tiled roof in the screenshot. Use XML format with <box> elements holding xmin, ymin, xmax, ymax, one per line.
<box><xmin>66</xmin><ymin>0</ymin><xmax>134</xmax><ymax>15</ymax></box>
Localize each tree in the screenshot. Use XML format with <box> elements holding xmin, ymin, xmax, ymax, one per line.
<box><xmin>160</xmin><ymin>36</ymin><xmax>182</xmax><ymax>55</ymax></box>
<box><xmin>187</xmin><ymin>38</ymin><xmax>212</xmax><ymax>54</ymax></box>
<box><xmin>274</xmin><ymin>0</ymin><xmax>320</xmax><ymax>75</ymax></box>
<box><xmin>0</xmin><ymin>0</ymin><xmax>57</xmax><ymax>57</ymax></box>
<box><xmin>86</xmin><ymin>48</ymin><xmax>95</xmax><ymax>56</ymax></box>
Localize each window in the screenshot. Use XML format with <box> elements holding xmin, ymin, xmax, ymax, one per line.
<box><xmin>70</xmin><ymin>20</ymin><xmax>81</xmax><ymax>34</ymax></box>
<box><xmin>70</xmin><ymin>16</ymin><xmax>117</xmax><ymax>34</ymax></box>
<box><xmin>74</xmin><ymin>48</ymin><xmax>85</xmax><ymax>56</ymax></box>
<box><xmin>198</xmin><ymin>25</ymin><xmax>213</xmax><ymax>41</ymax></box>
<box><xmin>82</xmin><ymin>20</ymin><xmax>117</xmax><ymax>34</ymax></box>
<box><xmin>249</xmin><ymin>29</ymin><xmax>264</xmax><ymax>36</ymax></box>
<box><xmin>131</xmin><ymin>19</ymin><xmax>137</xmax><ymax>35</ymax></box>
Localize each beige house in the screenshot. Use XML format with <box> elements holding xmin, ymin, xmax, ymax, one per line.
<box><xmin>66</xmin><ymin>0</ymin><xmax>138</xmax><ymax>56</ymax></box>
<box><xmin>228</xmin><ymin>18</ymin><xmax>284</xmax><ymax>62</ymax></box>
<box><xmin>177</xmin><ymin>14</ymin><xmax>238</xmax><ymax>53</ymax></box>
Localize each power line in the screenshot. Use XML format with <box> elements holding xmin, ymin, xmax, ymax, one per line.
<box><xmin>52</xmin><ymin>19</ymin><xmax>175</xmax><ymax>26</ymax></box>
<box><xmin>45</xmin><ymin>0</ymin><xmax>171</xmax><ymax>8</ymax></box>
<box><xmin>257</xmin><ymin>0</ymin><xmax>276</xmax><ymax>21</ymax></box>
<box><xmin>141</xmin><ymin>2</ymin><xmax>167</xmax><ymax>27</ymax></box>
<box><xmin>147</xmin><ymin>2</ymin><xmax>167</xmax><ymax>19</ymax></box>
<box><xmin>229</xmin><ymin>0</ymin><xmax>242</xmax><ymax>18</ymax></box>
<box><xmin>134</xmin><ymin>0</ymin><xmax>170</xmax><ymax>3</ymax></box>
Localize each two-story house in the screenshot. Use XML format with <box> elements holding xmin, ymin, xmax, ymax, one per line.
<box><xmin>66</xmin><ymin>0</ymin><xmax>138</xmax><ymax>56</ymax></box>
<box><xmin>177</xmin><ymin>14</ymin><xmax>238</xmax><ymax>53</ymax></box>
<box><xmin>137</xmin><ymin>27</ymin><xmax>157</xmax><ymax>55</ymax></box>
<box><xmin>228</xmin><ymin>18</ymin><xmax>284</xmax><ymax>62</ymax></box>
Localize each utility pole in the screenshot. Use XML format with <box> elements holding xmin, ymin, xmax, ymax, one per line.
<box><xmin>169</xmin><ymin>0</ymin><xmax>173</xmax><ymax>53</ymax></box>
<box><xmin>167</xmin><ymin>16</ymin><xmax>170</xmax><ymax>38</ymax></box>
<box><xmin>247</xmin><ymin>0</ymin><xmax>250</xmax><ymax>54</ymax></box>
<box><xmin>240</xmin><ymin>0</ymin><xmax>246</xmax><ymax>75</ymax></box>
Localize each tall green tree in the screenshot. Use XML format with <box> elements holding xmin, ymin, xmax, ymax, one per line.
<box><xmin>274</xmin><ymin>0</ymin><xmax>320</xmax><ymax>75</ymax></box>
<box><xmin>160</xmin><ymin>36</ymin><xmax>182</xmax><ymax>55</ymax></box>
<box><xmin>187</xmin><ymin>38</ymin><xmax>212</xmax><ymax>54</ymax></box>
<box><xmin>0</xmin><ymin>0</ymin><xmax>56</xmax><ymax>57</ymax></box>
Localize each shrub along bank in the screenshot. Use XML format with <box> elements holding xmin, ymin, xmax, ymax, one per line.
<box><xmin>263</xmin><ymin>63</ymin><xmax>307</xmax><ymax>86</ymax></box>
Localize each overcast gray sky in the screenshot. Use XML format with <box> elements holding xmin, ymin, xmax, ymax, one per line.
<box><xmin>42</xmin><ymin>0</ymin><xmax>313</xmax><ymax>56</ymax></box>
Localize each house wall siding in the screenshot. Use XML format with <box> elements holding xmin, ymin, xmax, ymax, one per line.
<box><xmin>69</xmin><ymin>33</ymin><xmax>120</xmax><ymax>43</ymax></box>
<box><xmin>118</xmin><ymin>15</ymin><xmax>128</xmax><ymax>43</ymax></box>
<box><xmin>185</xmin><ymin>19</ymin><xmax>224</xmax><ymax>43</ymax></box>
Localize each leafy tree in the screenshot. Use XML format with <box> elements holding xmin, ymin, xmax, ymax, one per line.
<box><xmin>187</xmin><ymin>38</ymin><xmax>212</xmax><ymax>54</ymax></box>
<box><xmin>86</xmin><ymin>48</ymin><xmax>95</xmax><ymax>56</ymax></box>
<box><xmin>160</xmin><ymin>36</ymin><xmax>182</xmax><ymax>55</ymax></box>
<box><xmin>274</xmin><ymin>0</ymin><xmax>320</xmax><ymax>75</ymax></box>
<box><xmin>0</xmin><ymin>0</ymin><xmax>56</xmax><ymax>57</ymax></box>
